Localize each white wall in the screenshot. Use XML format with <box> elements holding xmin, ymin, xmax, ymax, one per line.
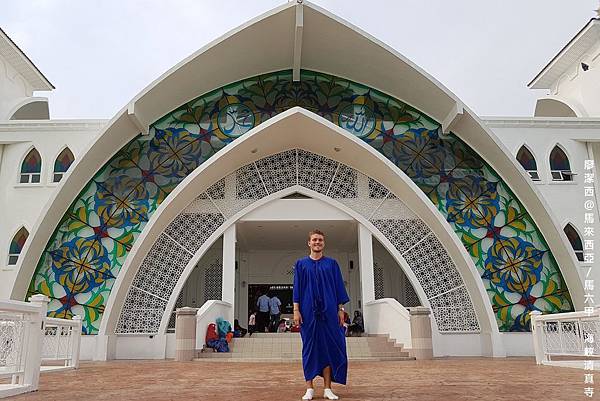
<box><xmin>0</xmin><ymin>54</ymin><xmax>33</xmax><ymax>120</ymax></box>
<box><xmin>543</xmin><ymin>39</ymin><xmax>600</xmax><ymax>117</ymax></box>
<box><xmin>486</xmin><ymin>119</ymin><xmax>600</xmax><ymax>290</ymax></box>
<box><xmin>0</xmin><ymin>121</ymin><xmax>104</xmax><ymax>299</ymax></box>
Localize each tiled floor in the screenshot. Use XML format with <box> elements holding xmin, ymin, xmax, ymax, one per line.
<box><xmin>14</xmin><ymin>357</ymin><xmax>584</xmax><ymax>401</ymax></box>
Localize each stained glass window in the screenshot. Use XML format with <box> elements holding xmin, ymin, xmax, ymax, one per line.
<box><xmin>516</xmin><ymin>146</ymin><xmax>539</xmax><ymax>181</ymax></box>
<box><xmin>28</xmin><ymin>70</ymin><xmax>574</xmax><ymax>334</ymax></box>
<box><xmin>53</xmin><ymin>147</ymin><xmax>75</xmax><ymax>182</ymax></box>
<box><xmin>20</xmin><ymin>148</ymin><xmax>42</xmax><ymax>184</ymax></box>
<box><xmin>550</xmin><ymin>146</ymin><xmax>573</xmax><ymax>181</ymax></box>
<box><xmin>8</xmin><ymin>227</ymin><xmax>29</xmax><ymax>265</ymax></box>
<box><xmin>564</xmin><ymin>224</ymin><xmax>584</xmax><ymax>262</ymax></box>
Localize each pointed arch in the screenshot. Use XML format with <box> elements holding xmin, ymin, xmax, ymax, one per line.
<box><xmin>8</xmin><ymin>227</ymin><xmax>29</xmax><ymax>266</ymax></box>
<box><xmin>516</xmin><ymin>144</ymin><xmax>539</xmax><ymax>181</ymax></box>
<box><xmin>549</xmin><ymin>144</ymin><xmax>573</xmax><ymax>181</ymax></box>
<box><xmin>19</xmin><ymin>147</ymin><xmax>42</xmax><ymax>184</ymax></box>
<box><xmin>14</xmin><ymin>1</ymin><xmax>583</xmax><ymax>343</ymax></box>
<box><xmin>52</xmin><ymin>147</ymin><xmax>75</xmax><ymax>183</ymax></box>
<box><xmin>563</xmin><ymin>223</ymin><xmax>584</xmax><ymax>262</ymax></box>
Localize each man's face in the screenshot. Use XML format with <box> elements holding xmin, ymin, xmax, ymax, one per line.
<box><xmin>308</xmin><ymin>234</ymin><xmax>325</xmax><ymax>253</ymax></box>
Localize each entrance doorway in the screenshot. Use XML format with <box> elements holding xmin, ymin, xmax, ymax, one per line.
<box><xmin>248</xmin><ymin>284</ymin><xmax>294</xmax><ymax>316</ymax></box>
<box><xmin>236</xmin><ymin>219</ymin><xmax>360</xmax><ymax>326</ymax></box>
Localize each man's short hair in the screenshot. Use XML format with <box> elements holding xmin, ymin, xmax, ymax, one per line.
<box><xmin>308</xmin><ymin>229</ymin><xmax>325</xmax><ymax>240</ymax></box>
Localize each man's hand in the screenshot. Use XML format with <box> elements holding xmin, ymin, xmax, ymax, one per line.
<box><xmin>294</xmin><ymin>310</ymin><xmax>303</xmax><ymax>326</ymax></box>
<box><xmin>338</xmin><ymin>310</ymin><xmax>345</xmax><ymax>327</ymax></box>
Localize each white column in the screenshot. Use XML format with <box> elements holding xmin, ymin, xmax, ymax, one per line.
<box><xmin>222</xmin><ymin>224</ymin><xmax>236</xmax><ymax>323</ymax></box>
<box><xmin>358</xmin><ymin>224</ymin><xmax>375</xmax><ymax>333</ymax></box>
<box><xmin>26</xmin><ymin>294</ymin><xmax>48</xmax><ymax>390</ymax></box>
<box><xmin>69</xmin><ymin>316</ymin><xmax>82</xmax><ymax>368</ymax></box>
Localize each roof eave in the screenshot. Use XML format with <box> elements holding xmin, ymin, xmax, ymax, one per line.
<box><xmin>528</xmin><ymin>18</ymin><xmax>600</xmax><ymax>89</ymax></box>
<box><xmin>0</xmin><ymin>27</ymin><xmax>54</xmax><ymax>91</ymax></box>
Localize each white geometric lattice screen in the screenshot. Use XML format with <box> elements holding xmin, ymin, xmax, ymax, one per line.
<box><xmin>374</xmin><ymin>261</ymin><xmax>385</xmax><ymax>300</ymax></box>
<box><xmin>116</xmin><ymin>149</ymin><xmax>481</xmax><ymax>334</ymax></box>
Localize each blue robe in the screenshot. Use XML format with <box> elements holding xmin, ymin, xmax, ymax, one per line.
<box><xmin>293</xmin><ymin>256</ymin><xmax>350</xmax><ymax>384</ymax></box>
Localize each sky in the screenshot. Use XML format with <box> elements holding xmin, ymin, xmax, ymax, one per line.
<box><xmin>1</xmin><ymin>0</ymin><xmax>598</xmax><ymax>119</ymax></box>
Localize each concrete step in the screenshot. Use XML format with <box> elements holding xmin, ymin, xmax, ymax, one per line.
<box><xmin>195</xmin><ymin>333</ymin><xmax>415</xmax><ymax>362</ymax></box>
<box><xmin>250</xmin><ymin>332</ymin><xmax>300</xmax><ymax>338</ymax></box>
<box><xmin>193</xmin><ymin>356</ymin><xmax>415</xmax><ymax>363</ymax></box>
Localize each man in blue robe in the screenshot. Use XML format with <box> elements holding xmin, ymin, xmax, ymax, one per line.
<box><xmin>293</xmin><ymin>229</ymin><xmax>350</xmax><ymax>400</ymax></box>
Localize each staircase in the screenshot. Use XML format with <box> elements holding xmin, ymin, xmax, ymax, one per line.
<box><xmin>194</xmin><ymin>332</ymin><xmax>415</xmax><ymax>362</ymax></box>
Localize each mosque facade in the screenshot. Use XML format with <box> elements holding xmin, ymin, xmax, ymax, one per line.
<box><xmin>0</xmin><ymin>2</ymin><xmax>598</xmax><ymax>359</ymax></box>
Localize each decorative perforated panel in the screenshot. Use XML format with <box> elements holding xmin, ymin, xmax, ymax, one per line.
<box><xmin>371</xmin><ymin>219</ymin><xmax>432</xmax><ymax>255</ymax></box>
<box><xmin>254</xmin><ymin>149</ymin><xmax>297</xmax><ymax>194</ymax></box>
<box><xmin>164</xmin><ymin>213</ymin><xmax>224</xmax><ymax>254</ymax></box>
<box><xmin>402</xmin><ymin>235</ymin><xmax>465</xmax><ymax>298</ymax></box>
<box><xmin>116</xmin><ymin>287</ymin><xmax>167</xmax><ymax>334</ymax></box>
<box><xmin>297</xmin><ymin>149</ymin><xmax>338</xmax><ymax>194</ymax></box>
<box><xmin>117</xmin><ymin>149</ymin><xmax>480</xmax><ymax>333</ymax></box>
<box><xmin>428</xmin><ymin>286</ymin><xmax>480</xmax><ymax>332</ymax></box>
<box><xmin>403</xmin><ymin>279</ymin><xmax>421</xmax><ymax>307</ymax></box>
<box><xmin>203</xmin><ymin>260</ymin><xmax>223</xmax><ymax>303</ymax></box>
<box><xmin>131</xmin><ymin>234</ymin><xmax>192</xmax><ymax>300</ymax></box>
<box><xmin>374</xmin><ymin>261</ymin><xmax>385</xmax><ymax>300</ymax></box>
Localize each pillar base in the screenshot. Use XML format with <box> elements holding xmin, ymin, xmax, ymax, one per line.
<box><xmin>175</xmin><ymin>307</ymin><xmax>198</xmax><ymax>361</ymax></box>
<box><xmin>409</xmin><ymin>306</ymin><xmax>433</xmax><ymax>360</ymax></box>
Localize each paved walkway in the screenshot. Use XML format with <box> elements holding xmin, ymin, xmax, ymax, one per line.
<box><xmin>16</xmin><ymin>358</ymin><xmax>584</xmax><ymax>401</ymax></box>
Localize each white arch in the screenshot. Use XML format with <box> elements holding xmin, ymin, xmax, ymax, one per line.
<box><xmin>546</xmin><ymin>142</ymin><xmax>576</xmax><ymax>182</ymax></box>
<box><xmin>157</xmin><ymin>185</ymin><xmax>437</xmax><ymax>333</ymax></box>
<box><xmin>561</xmin><ymin>221</ymin><xmax>585</xmax><ymax>263</ymax></box>
<box><xmin>99</xmin><ymin>109</ymin><xmax>504</xmax><ymax>357</ymax></box>
<box><xmin>17</xmin><ymin>145</ymin><xmax>42</xmax><ymax>184</ymax></box>
<box><xmin>13</xmin><ymin>3</ymin><xmax>583</xmax><ymax>329</ymax></box>
<box><xmin>6</xmin><ymin>97</ymin><xmax>50</xmax><ymax>120</ymax></box>
<box><xmin>6</xmin><ymin>225</ymin><xmax>30</xmax><ymax>267</ymax></box>
<box><xmin>49</xmin><ymin>145</ymin><xmax>75</xmax><ymax>183</ymax></box>
<box><xmin>534</xmin><ymin>97</ymin><xmax>583</xmax><ymax>118</ymax></box>
<box><xmin>513</xmin><ymin>143</ymin><xmax>542</xmax><ymax>183</ymax></box>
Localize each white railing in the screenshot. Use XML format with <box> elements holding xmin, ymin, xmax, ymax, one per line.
<box><xmin>41</xmin><ymin>316</ymin><xmax>82</xmax><ymax>370</ymax></box>
<box><xmin>0</xmin><ymin>296</ymin><xmax>45</xmax><ymax>398</ymax></box>
<box><xmin>530</xmin><ymin>310</ymin><xmax>600</xmax><ymax>364</ymax></box>
<box><xmin>365</xmin><ymin>298</ymin><xmax>412</xmax><ymax>348</ymax></box>
<box><xmin>0</xmin><ymin>295</ymin><xmax>83</xmax><ymax>398</ymax></box>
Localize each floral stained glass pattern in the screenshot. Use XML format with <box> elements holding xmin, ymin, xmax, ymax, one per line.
<box><xmin>28</xmin><ymin>70</ymin><xmax>573</xmax><ymax>334</ymax></box>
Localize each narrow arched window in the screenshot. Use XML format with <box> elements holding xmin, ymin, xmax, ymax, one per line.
<box><xmin>550</xmin><ymin>146</ymin><xmax>573</xmax><ymax>181</ymax></box>
<box><xmin>516</xmin><ymin>146</ymin><xmax>539</xmax><ymax>181</ymax></box>
<box><xmin>20</xmin><ymin>148</ymin><xmax>42</xmax><ymax>183</ymax></box>
<box><xmin>8</xmin><ymin>227</ymin><xmax>29</xmax><ymax>265</ymax></box>
<box><xmin>53</xmin><ymin>147</ymin><xmax>75</xmax><ymax>182</ymax></box>
<box><xmin>564</xmin><ymin>224</ymin><xmax>584</xmax><ymax>262</ymax></box>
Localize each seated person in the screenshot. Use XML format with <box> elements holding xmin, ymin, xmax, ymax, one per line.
<box><xmin>347</xmin><ymin>310</ymin><xmax>364</xmax><ymax>337</ymax></box>
<box><xmin>234</xmin><ymin>319</ymin><xmax>247</xmax><ymax>337</ymax></box>
<box><xmin>205</xmin><ymin>322</ymin><xmax>229</xmax><ymax>352</ymax></box>
<box><xmin>216</xmin><ymin>317</ymin><xmax>234</xmax><ymax>344</ymax></box>
<box><xmin>342</xmin><ymin>310</ymin><xmax>351</xmax><ymax>335</ymax></box>
<box><xmin>277</xmin><ymin>318</ymin><xmax>287</xmax><ymax>333</ymax></box>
